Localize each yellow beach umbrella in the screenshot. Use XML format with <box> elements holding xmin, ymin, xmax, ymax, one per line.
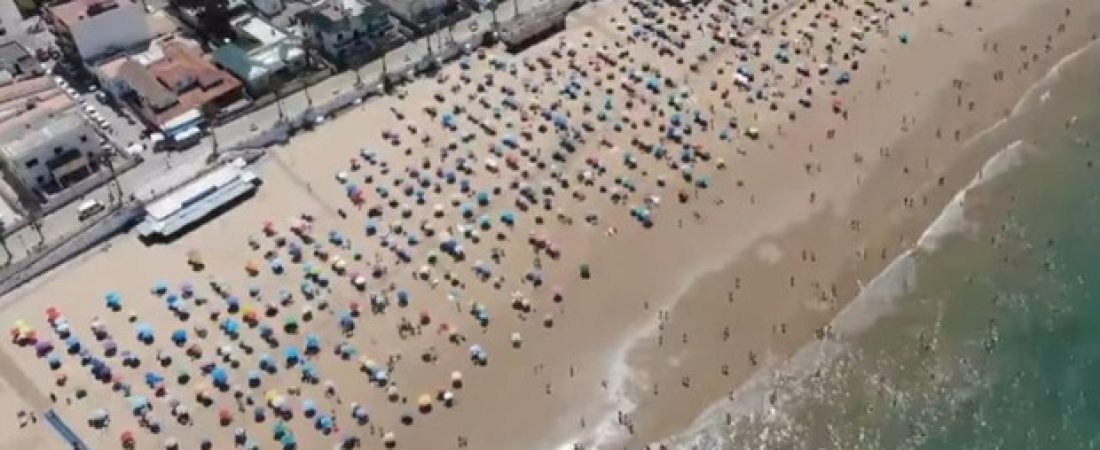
<box><xmin>417</xmin><ymin>394</ymin><xmax>432</xmax><ymax>408</ymax></box>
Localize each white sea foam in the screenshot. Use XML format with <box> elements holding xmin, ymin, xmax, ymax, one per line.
<box><xmin>550</xmin><ymin>35</ymin><xmax>1100</xmax><ymax>450</ymax></box>
<box><xmin>918</xmin><ymin>139</ymin><xmax>1027</xmax><ymax>252</ymax></box>
<box><xmin>657</xmin><ymin>44</ymin><xmax>1089</xmax><ymax>446</ymax></box>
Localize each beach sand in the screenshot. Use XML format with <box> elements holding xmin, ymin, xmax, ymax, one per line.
<box><xmin>1</xmin><ymin>0</ymin><xmax>1098</xmax><ymax>449</ymax></box>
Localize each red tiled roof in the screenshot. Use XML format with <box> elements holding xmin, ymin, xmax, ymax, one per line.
<box><xmin>106</xmin><ymin>36</ymin><xmax>241</xmax><ymax>128</ymax></box>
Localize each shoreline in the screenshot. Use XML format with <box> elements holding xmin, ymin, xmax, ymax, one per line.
<box><xmin>574</xmin><ymin>0</ymin><xmax>1100</xmax><ymax>447</ymax></box>
<box><xmin>662</xmin><ymin>33</ymin><xmax>1100</xmax><ymax>447</ymax></box>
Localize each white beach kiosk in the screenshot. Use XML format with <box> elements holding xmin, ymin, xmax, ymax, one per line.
<box><xmin>137</xmin><ymin>158</ymin><xmax>260</xmax><ymax>241</ymax></box>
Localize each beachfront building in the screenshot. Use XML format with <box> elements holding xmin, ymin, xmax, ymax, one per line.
<box><xmin>375</xmin><ymin>0</ymin><xmax>462</xmax><ymax>33</ymax></box>
<box><xmin>298</xmin><ymin>0</ymin><xmax>396</xmax><ymax>68</ymax></box>
<box><xmin>45</xmin><ymin>0</ymin><xmax>153</xmax><ymax>66</ymax></box>
<box><xmin>0</xmin><ymin>109</ymin><xmax>101</xmax><ymax>199</ymax></box>
<box><xmin>212</xmin><ymin>14</ymin><xmax>306</xmax><ymax>95</ymax></box>
<box><xmin>249</xmin><ymin>0</ymin><xmax>284</xmax><ymax>16</ymax></box>
<box><xmin>94</xmin><ymin>35</ymin><xmax>242</xmax><ymax>146</ymax></box>
<box><xmin>137</xmin><ymin>158</ymin><xmax>259</xmax><ymax>241</ymax></box>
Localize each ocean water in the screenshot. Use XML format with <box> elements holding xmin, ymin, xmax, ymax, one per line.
<box><xmin>663</xmin><ymin>41</ymin><xmax>1100</xmax><ymax>450</ymax></box>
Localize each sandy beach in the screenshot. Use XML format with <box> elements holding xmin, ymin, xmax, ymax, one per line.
<box><xmin>2</xmin><ymin>0</ymin><xmax>1099</xmax><ymax>449</ymax></box>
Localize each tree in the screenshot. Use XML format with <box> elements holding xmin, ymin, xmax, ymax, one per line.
<box><xmin>170</xmin><ymin>0</ymin><xmax>235</xmax><ymax>40</ymax></box>
<box><xmin>27</xmin><ymin>208</ymin><xmax>44</xmax><ymax>247</ymax></box>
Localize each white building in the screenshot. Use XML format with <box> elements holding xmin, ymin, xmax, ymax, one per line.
<box><xmin>47</xmin><ymin>0</ymin><xmax>152</xmax><ymax>64</ymax></box>
<box><xmin>0</xmin><ymin>109</ymin><xmax>100</xmax><ymax>195</ymax></box>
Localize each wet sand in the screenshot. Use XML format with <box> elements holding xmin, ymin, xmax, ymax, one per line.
<box><xmin>0</xmin><ymin>0</ymin><xmax>1097</xmax><ymax>449</ymax></box>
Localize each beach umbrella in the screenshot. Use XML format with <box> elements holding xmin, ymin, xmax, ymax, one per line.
<box><xmin>209</xmin><ymin>364</ymin><xmax>228</xmax><ymax>383</ymax></box>
<box><xmin>127</xmin><ymin>395</ymin><xmax>149</xmax><ymax>414</ymax></box>
<box><xmin>283</xmin><ymin>316</ymin><xmax>300</xmax><ymax>333</ymax></box>
<box><xmin>120</xmin><ymin>430</ymin><xmax>135</xmax><ymax>447</ymax></box>
<box><xmin>153</xmin><ymin>281</ymin><xmax>169</xmax><ymax>295</ymax></box>
<box><xmin>372</xmin><ymin>368</ymin><xmax>389</xmax><ymax>385</ymax></box>
<box><xmin>259</xmin><ymin>354</ymin><xmax>275</xmax><ymax>372</ymax></box>
<box><xmin>280</xmin><ymin>431</ymin><xmax>297</xmax><ymax>447</ymax></box>
<box><xmin>47</xmin><ymin>353</ymin><xmax>62</xmax><ymax>369</ymax></box>
<box><xmin>417</xmin><ymin>394</ymin><xmax>432</xmax><ymax>411</ymax></box>
<box><xmin>65</xmin><ymin>335</ymin><xmax>80</xmax><ymax>352</ymax></box>
<box><xmin>135</xmin><ymin>323</ymin><xmax>155</xmax><ymax>344</ymax></box>
<box><xmin>304</xmin><ymin>334</ymin><xmax>321</xmax><ymax>354</ymax></box>
<box><xmin>226</xmin><ymin>296</ymin><xmax>240</xmax><ymax>313</ymax></box>
<box><xmin>333</xmin><ymin>312</ymin><xmax>354</xmax><ymax>333</ymax></box>
<box><xmin>469</xmin><ymin>344</ymin><xmax>486</xmax><ymax>363</ymax></box>
<box><xmin>302</xmin><ymin>399</ymin><xmax>317</xmax><ymax>416</ymax></box>
<box><xmin>284</xmin><ymin>346</ymin><xmax>301</xmax><ymax>366</ymax></box>
<box><xmin>144</xmin><ymin>372</ymin><xmax>164</xmax><ymax>388</ymax></box>
<box><xmin>302</xmin><ymin>362</ymin><xmax>320</xmax><ymax>381</ymax></box>
<box><xmin>222</xmin><ymin>318</ymin><xmax>240</xmax><ymax>337</ymax></box>
<box><xmin>351</xmin><ymin>404</ymin><xmax>369</xmax><ymax>422</ymax></box>
<box><xmin>248</xmin><ymin>370</ymin><xmax>262</xmax><ymax>387</ymax></box>
<box><xmin>170</xmin><ymin>329</ymin><xmax>187</xmax><ymax>346</ymax></box>
<box><xmin>382</xmin><ymin>431</ymin><xmax>396</xmax><ymax>447</ymax></box>
<box><xmin>319</xmin><ymin>411</ymin><xmax>334</xmax><ymax>433</ymax></box>
<box><xmin>272</xmin><ymin>419</ymin><xmax>289</xmax><ymax>437</ymax></box>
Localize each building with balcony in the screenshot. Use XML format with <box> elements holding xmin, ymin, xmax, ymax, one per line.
<box><xmin>211</xmin><ymin>14</ymin><xmax>306</xmax><ymax>94</ymax></box>
<box><xmin>298</xmin><ymin>0</ymin><xmax>395</xmax><ymax>68</ymax></box>
<box><xmin>95</xmin><ymin>35</ymin><xmax>242</xmax><ymax>145</ymax></box>
<box><xmin>0</xmin><ymin>108</ymin><xmax>100</xmax><ymax>198</ymax></box>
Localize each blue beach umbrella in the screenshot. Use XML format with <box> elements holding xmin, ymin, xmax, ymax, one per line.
<box><xmin>301</xmin><ymin>362</ymin><xmax>319</xmax><ymax>382</ymax></box>
<box><xmin>171</xmin><ymin>329</ymin><xmax>187</xmax><ymax>345</ymax></box>
<box><xmin>226</xmin><ymin>296</ymin><xmax>240</xmax><ymax>313</ymax></box>
<box><xmin>248</xmin><ymin>370</ymin><xmax>262</xmax><ymax>387</ymax></box>
<box><xmin>135</xmin><ymin>323</ymin><xmax>155</xmax><ymax>343</ymax></box>
<box><xmin>302</xmin><ymin>399</ymin><xmax>317</xmax><ymax>416</ymax></box>
<box><xmin>280</xmin><ymin>431</ymin><xmax>296</xmax><ymax>448</ymax></box>
<box><xmin>127</xmin><ymin>395</ymin><xmax>149</xmax><ymax>413</ymax></box>
<box><xmin>316</xmin><ymin>414</ymin><xmax>334</xmax><ymax>432</ymax></box>
<box><xmin>304</xmin><ymin>334</ymin><xmax>321</xmax><ymax>354</ymax></box>
<box><xmin>285</xmin><ymin>346</ymin><xmax>301</xmax><ymax>366</ymax></box>
<box><xmin>105</xmin><ymin>292</ymin><xmax>122</xmax><ymax>309</ymax></box>
<box><xmin>339</xmin><ymin>312</ymin><xmax>355</xmax><ymax>332</ymax></box>
<box><xmin>64</xmin><ymin>336</ymin><xmax>80</xmax><ymax>352</ymax></box>
<box><xmin>144</xmin><ymin>371</ymin><xmax>164</xmax><ymax>388</ymax></box>
<box><xmin>259</xmin><ymin>354</ymin><xmax>275</xmax><ymax>372</ymax></box>
<box><xmin>212</xmin><ymin>367</ymin><xmax>229</xmax><ymax>387</ymax></box>
<box><xmin>223</xmin><ymin>318</ymin><xmax>241</xmax><ymax>337</ymax></box>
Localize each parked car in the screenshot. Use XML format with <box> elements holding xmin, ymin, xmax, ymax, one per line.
<box><xmin>77</xmin><ymin>199</ymin><xmax>105</xmax><ymax>221</ymax></box>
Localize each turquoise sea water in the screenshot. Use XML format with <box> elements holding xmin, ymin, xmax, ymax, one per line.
<box><xmin>666</xmin><ymin>41</ymin><xmax>1100</xmax><ymax>450</ymax></box>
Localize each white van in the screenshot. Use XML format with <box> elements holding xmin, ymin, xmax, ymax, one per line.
<box><xmin>77</xmin><ymin>199</ymin><xmax>105</xmax><ymax>221</ymax></box>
